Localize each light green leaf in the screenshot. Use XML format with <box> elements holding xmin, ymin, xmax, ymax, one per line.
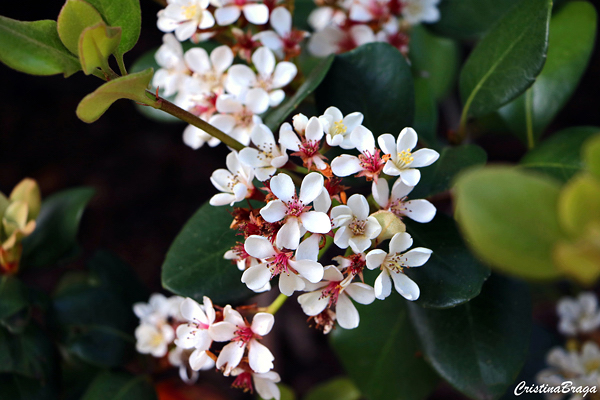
<box><xmin>162</xmin><ymin>201</ymin><xmax>255</xmax><ymax>304</ymax></box>
<box><xmin>459</xmin><ymin>0</ymin><xmax>552</xmax><ymax>118</ymax></box>
<box><xmin>264</xmin><ymin>55</ymin><xmax>334</xmax><ymax>131</ymax></box>
<box><xmin>330</xmin><ymin>295</ymin><xmax>439</xmax><ymax>400</ymax></box>
<box><xmin>303</xmin><ymin>377</ymin><xmax>361</xmax><ymax>400</ymax></box>
<box><xmin>316</xmin><ymin>43</ymin><xmax>414</xmax><ymax>136</ymax></box>
<box><xmin>21</xmin><ymin>187</ymin><xmax>95</xmax><ymax>268</ymax></box>
<box><xmin>57</xmin><ymin>0</ymin><xmax>104</xmax><ymax>55</ymax></box>
<box><xmin>521</xmin><ymin>126</ymin><xmax>600</xmax><ymax>183</ymax></box>
<box><xmin>0</xmin><ymin>17</ymin><xmax>80</xmax><ymax>77</ymax></box>
<box><xmin>454</xmin><ymin>166</ymin><xmax>564</xmax><ymax>280</ymax></box>
<box><xmin>408</xmin><ymin>275</ymin><xmax>531</xmax><ymax>400</ymax></box>
<box><xmin>78</xmin><ymin>22</ymin><xmax>122</xmax><ymax>75</ymax></box>
<box><xmin>81</xmin><ymin>372</ymin><xmax>157</xmax><ymax>400</ymax></box>
<box><xmin>76</xmin><ymin>68</ymin><xmax>156</xmax><ymax>123</ymax></box>
<box><xmin>558</xmin><ymin>174</ymin><xmax>600</xmax><ymax>238</ymax></box>
<box><xmin>85</xmin><ymin>0</ymin><xmax>141</xmax><ymax>55</ymax></box>
<box><xmin>498</xmin><ymin>1</ymin><xmax>598</xmax><ymax>147</ymax></box>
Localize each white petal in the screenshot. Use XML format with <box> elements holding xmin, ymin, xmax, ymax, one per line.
<box><xmin>305</xmin><ymin>117</ymin><xmax>324</xmax><ymax>141</ymax></box>
<box><xmin>216</xmin><ymin>95</ymin><xmax>243</xmax><ymax>114</ymax></box>
<box><xmin>216</xmin><ymin>341</ymin><xmax>245</xmax><ymax>373</ymax></box>
<box><xmin>295</xmin><ymin>233</ymin><xmax>320</xmax><ymax>261</ymax></box>
<box><xmin>185</xmin><ymin>48</ymin><xmax>211</xmax><ymax>73</ymax></box>
<box><xmin>209</xmin><ymin>321</ymin><xmax>238</xmax><ymax>341</ymax></box>
<box><xmin>251</xmin><ymin>313</ymin><xmax>275</xmax><ymax>335</ymax></box>
<box><xmin>377</xmin><ymin>133</ymin><xmax>396</xmax><ymax>155</ymax></box>
<box><xmin>400</xmin><ymin>169</ymin><xmax>421</xmax><ymax>186</ymax></box>
<box><xmin>270</xmin><ymin>7</ymin><xmax>292</xmax><ymax>37</ymax></box>
<box><xmin>278</xmin><ymin>125</ymin><xmax>301</xmax><ymax>151</ymax></box>
<box><xmin>397</xmin><ymin>127</ymin><xmax>418</xmax><ymax>152</ymax></box>
<box><xmin>401</xmin><ymin>248</ymin><xmax>433</xmax><ymax>267</ymax></box>
<box><xmin>228</xmin><ymin>64</ymin><xmax>257</xmax><ymax>89</ymax></box>
<box><xmin>189</xmin><ymin>349</ymin><xmax>214</xmax><ymax>371</ymax></box>
<box><xmin>199</xmin><ymin>10</ymin><xmax>215</xmax><ymax>29</ymax></box>
<box><xmin>243</xmin><ymin>3</ymin><xmax>270</xmax><ymax>25</ymax></box>
<box><xmin>364</xmin><ymin>217</ymin><xmax>382</xmax><ymax>239</ymax></box>
<box><xmin>298</xmin><ymin>291</ymin><xmax>329</xmax><ymax>316</ymax></box>
<box><xmin>175</xmin><ymin>20</ymin><xmax>198</xmax><ymax>41</ymax></box>
<box><xmin>248</xmin><ymin>339</ymin><xmax>274</xmax><ymax>373</ymax></box>
<box><xmin>245</xmin><ymin>235</ymin><xmax>277</xmax><ymax>259</ymax></box>
<box><xmin>254</xmin><ymin>373</ymin><xmax>281</xmax><ymax>400</ymax></box>
<box><xmin>331</xmin><ymin>155</ymin><xmax>362</xmax><ymax>177</ymax></box>
<box><xmin>211</xmin><ymin>45</ymin><xmax>234</xmax><ymax>74</ymax></box>
<box><xmin>254</xmin><ymin>31</ymin><xmax>283</xmax><ymax>53</ymax></box>
<box><xmin>336</xmin><ymin>294</ymin><xmax>360</xmax><ymax>329</ymax></box>
<box><xmin>278</xmin><ymin>272</ymin><xmax>305</xmax><ymax>295</ymax></box>
<box><xmin>333</xmin><ymin>226</ymin><xmax>351</xmax><ymax>249</ymax></box>
<box><xmin>242</xmin><ymin>264</ymin><xmax>272</xmax><ymax>291</ymax></box>
<box><xmin>290</xmin><ymin>259</ymin><xmax>324</xmax><ymax>283</ymax></box>
<box><xmin>272</xmin><ymin>62</ymin><xmax>297</xmax><ymax>88</ymax></box>
<box><xmin>347</xmin><ymin>194</ymin><xmax>369</xmax><ymax>220</ymax></box>
<box><xmin>270</xmin><ymin>173</ymin><xmax>296</xmax><ymax>202</ymax></box>
<box><xmin>350</xmin><ymin>125</ymin><xmax>375</xmax><ymax>154</ymax></box>
<box><xmin>330</xmin><ymin>205</ymin><xmax>352</xmax><ymax>227</ymax></box>
<box><xmin>390</xmin><ymin>271</ymin><xmax>420</xmax><ymax>300</ymax></box>
<box><xmin>389</xmin><ymin>232</ymin><xmax>413</xmax><ymax>254</ymax></box>
<box><xmin>277</xmin><ymin>217</ymin><xmax>301</xmax><ymax>250</ymax></box>
<box><xmin>410</xmin><ymin>148</ymin><xmax>440</xmax><ymax>168</ymax></box>
<box><xmin>313</xmin><ymin>187</ymin><xmax>331</xmax><ymax>213</ymax></box>
<box><xmin>348</xmin><ymin>236</ymin><xmax>372</xmax><ymax>253</ymax></box>
<box><xmin>299</xmin><ymin>172</ymin><xmax>325</xmax><ymax>204</ymax></box>
<box><xmin>215</xmin><ymin>6</ymin><xmax>241</xmax><ymax>25</ymax></box>
<box><xmin>374</xmin><ymin>270</ymin><xmax>392</xmax><ymax>300</ymax></box>
<box><xmin>252</xmin><ymin>47</ymin><xmax>276</xmax><ymax>76</ymax></box>
<box><xmin>300</xmin><ymin>211</ymin><xmax>331</xmax><ymax>234</ymax></box>
<box><xmin>366</xmin><ymin>249</ymin><xmax>387</xmax><ymax>270</ymax></box>
<box><xmin>180</xmin><ymin>298</ymin><xmax>208</xmax><ymax>324</ymax></box>
<box><xmin>391</xmin><ymin>178</ymin><xmax>414</xmax><ymax>200</ymax></box>
<box><xmin>403</xmin><ymin>200</ymin><xmax>436</xmax><ymax>223</ymax></box>
<box><xmin>372</xmin><ymin>179</ymin><xmax>390</xmax><ymax>209</ymax></box>
<box><xmin>346</xmin><ymin>282</ymin><xmax>375</xmax><ymax>305</ymax></box>
<box><xmin>269</xmin><ymin>90</ymin><xmax>285</xmax><ymax>107</ymax></box>
<box><xmin>260</xmin><ymin>200</ymin><xmax>287</xmax><ymax>222</ymax></box>
<box><xmin>245</xmin><ymin>88</ymin><xmax>270</xmax><ymax>114</ymax></box>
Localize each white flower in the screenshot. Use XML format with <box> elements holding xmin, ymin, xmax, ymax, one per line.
<box><xmin>319</xmin><ymin>107</ymin><xmax>363</xmax><ymax>149</ymax></box>
<box><xmin>183</xmin><ymin>124</ymin><xmax>222</xmax><ymax>149</ymax></box>
<box><xmin>331</xmin><ymin>194</ymin><xmax>381</xmax><ymax>253</ymax></box>
<box><xmin>157</xmin><ymin>0</ymin><xmax>216</xmax><ymax>42</ymax></box>
<box><xmin>378</xmin><ymin>127</ymin><xmax>439</xmax><ymax>186</ymax></box>
<box><xmin>308</xmin><ymin>6</ymin><xmax>347</xmax><ymax>32</ymax></box>
<box><xmin>375</xmin><ymin>17</ymin><xmax>410</xmax><ymax>54</ymax></box>
<box><xmin>168</xmin><ymin>347</ymin><xmax>203</xmax><ymax>383</ymax></box>
<box><xmin>253</xmin><ymin>7</ymin><xmax>309</xmax><ymax>59</ymax></box>
<box><xmin>135</xmin><ymin>323</ymin><xmax>175</xmax><ymax>357</ymax></box>
<box><xmin>152</xmin><ymin>34</ymin><xmax>188</xmax><ymax>97</ymax></box>
<box><xmin>215</xmin><ymin>0</ymin><xmax>269</xmax><ymax>26</ymax></box>
<box><xmin>242</xmin><ymin>235</ymin><xmax>325</xmax><ymax>295</ymax></box>
<box><xmin>279</xmin><ymin>117</ymin><xmax>328</xmax><ymax>170</ymax></box>
<box><xmin>210</xmin><ymin>306</ymin><xmax>275</xmax><ymax>375</ymax></box>
<box><xmin>330</xmin><ymin>125</ymin><xmax>387</xmax><ymax>181</ymax></box>
<box><xmin>366</xmin><ymin>232</ymin><xmax>431</xmax><ymax>300</ymax></box>
<box><xmin>349</xmin><ymin>0</ymin><xmax>392</xmax><ymax>23</ymax></box>
<box><xmin>557</xmin><ymin>292</ymin><xmax>600</xmax><ymax>336</ymax></box>
<box><xmin>308</xmin><ymin>24</ymin><xmax>375</xmax><ymax>57</ymax></box>
<box><xmin>231</xmin><ymin>368</ymin><xmax>281</xmax><ymax>400</ymax></box>
<box><xmin>260</xmin><ymin>172</ymin><xmax>332</xmax><ymax>250</ymax></box>
<box><xmin>184</xmin><ymin>45</ymin><xmax>234</xmax><ymax>94</ymax></box>
<box><xmin>402</xmin><ymin>0</ymin><xmax>441</xmax><ymax>25</ymax></box>
<box><xmin>239</xmin><ymin>124</ymin><xmax>289</xmax><ymax>181</ymax></box>
<box><xmin>133</xmin><ymin>293</ymin><xmax>184</xmax><ymax>325</ymax></box>
<box><xmin>210</xmin><ymin>151</ymin><xmax>255</xmax><ymax>206</ymax></box>
<box><xmin>298</xmin><ymin>265</ymin><xmax>375</xmax><ymax>329</ymax></box>
<box><xmin>227</xmin><ymin>47</ymin><xmax>297</xmax><ymax>107</ymax></box>
<box><xmin>175</xmin><ymin>297</ymin><xmax>217</xmax><ymax>370</ymax></box>
<box><xmin>372</xmin><ymin>178</ymin><xmax>436</xmax><ymax>223</ymax></box>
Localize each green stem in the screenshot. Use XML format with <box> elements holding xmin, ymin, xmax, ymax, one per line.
<box><xmin>525</xmin><ymin>89</ymin><xmax>535</xmax><ymax>149</ymax></box>
<box><xmin>146</xmin><ymin>91</ymin><xmax>245</xmax><ymax>151</ymax></box>
<box><xmin>318</xmin><ymin>235</ymin><xmax>334</xmax><ymax>260</ymax></box>
<box><xmin>116</xmin><ymin>54</ymin><xmax>128</xmax><ymax>76</ymax></box>
<box><xmin>457</xmin><ymin>105</ymin><xmax>470</xmax><ymax>143</ymax></box>
<box><xmin>265</xmin><ymin>293</ymin><xmax>288</xmax><ymax>314</ymax></box>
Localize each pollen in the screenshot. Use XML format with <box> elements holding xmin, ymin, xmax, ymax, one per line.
<box><xmin>332</xmin><ymin>120</ymin><xmax>347</xmax><ymax>136</ymax></box>
<box><xmin>384</xmin><ymin>253</ymin><xmax>406</xmax><ymax>272</ymax></box>
<box><xmin>348</xmin><ymin>218</ymin><xmax>367</xmax><ymax>235</ymax></box>
<box><xmin>396</xmin><ymin>149</ymin><xmax>414</xmax><ymax>167</ymax></box>
<box><xmin>183</xmin><ymin>4</ymin><xmax>198</xmax><ymax>20</ymax></box>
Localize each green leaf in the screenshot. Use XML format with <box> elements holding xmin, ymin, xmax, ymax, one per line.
<box><xmin>0</xmin><ymin>276</ymin><xmax>28</xmax><ymax>322</ymax></box>
<box><xmin>76</xmin><ymin>68</ymin><xmax>156</xmax><ymax>123</ymax></box>
<box><xmin>330</xmin><ymin>295</ymin><xmax>439</xmax><ymax>400</ymax></box>
<box><xmin>81</xmin><ymin>371</ymin><xmax>157</xmax><ymax>400</ymax></box>
<box><xmin>412</xmin><ymin>77</ymin><xmax>438</xmax><ymax>149</ymax></box>
<box><xmin>84</xmin><ymin>0</ymin><xmax>141</xmax><ymax>56</ymax></box>
<box><xmin>409</xmin><ymin>144</ymin><xmax>487</xmax><ymax>199</ymax></box>
<box><xmin>0</xmin><ymin>323</ymin><xmax>57</xmax><ymax>380</ymax></box>
<box><xmin>521</xmin><ymin>126</ymin><xmax>600</xmax><ymax>183</ymax></box>
<box><xmin>78</xmin><ymin>22</ymin><xmax>122</xmax><ymax>75</ymax></box>
<box><xmin>316</xmin><ymin>43</ymin><xmax>414</xmax><ymax>136</ymax></box>
<box><xmin>21</xmin><ymin>187</ymin><xmax>95</xmax><ymax>268</ymax></box>
<box><xmin>410</xmin><ymin>26</ymin><xmax>460</xmax><ymax>101</ymax></box>
<box><xmin>431</xmin><ymin>0</ymin><xmax>521</xmax><ymax>39</ymax></box>
<box><xmin>407</xmin><ymin>274</ymin><xmax>531</xmax><ymax>400</ymax></box>
<box><xmin>303</xmin><ymin>377</ymin><xmax>361</xmax><ymax>400</ymax></box>
<box><xmin>279</xmin><ymin>384</ymin><xmax>297</xmax><ymax>400</ymax></box>
<box><xmin>498</xmin><ymin>2</ymin><xmax>598</xmax><ymax>146</ymax></box>
<box><xmin>57</xmin><ymin>0</ymin><xmax>104</xmax><ymax>55</ymax></box>
<box><xmin>459</xmin><ymin>0</ymin><xmax>552</xmax><ymax>118</ymax></box>
<box><xmin>264</xmin><ymin>55</ymin><xmax>334</xmax><ymax>131</ymax></box>
<box><xmin>454</xmin><ymin>166</ymin><xmax>564</xmax><ymax>280</ymax></box>
<box><xmin>0</xmin><ymin>17</ymin><xmax>80</xmax><ymax>77</ymax></box>
<box><xmin>405</xmin><ymin>214</ymin><xmax>491</xmax><ymax>309</ymax></box>
<box><xmin>584</xmin><ymin>134</ymin><xmax>600</xmax><ymax>180</ymax></box>
<box><xmin>558</xmin><ymin>174</ymin><xmax>600</xmax><ymax>238</ymax></box>
<box><xmin>0</xmin><ymin>375</ymin><xmax>58</xmax><ymax>400</ymax></box>
<box><xmin>162</xmin><ymin>201</ymin><xmax>254</xmax><ymax>304</ymax></box>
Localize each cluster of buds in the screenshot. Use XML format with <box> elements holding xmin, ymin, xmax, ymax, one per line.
<box><xmin>134</xmin><ymin>294</ymin><xmax>281</xmax><ymax>399</ymax></box>
<box><xmin>0</xmin><ymin>179</ymin><xmax>41</xmax><ymax>274</ymax></box>
<box><xmin>214</xmin><ymin>108</ymin><xmax>439</xmax><ymax>332</ymax></box>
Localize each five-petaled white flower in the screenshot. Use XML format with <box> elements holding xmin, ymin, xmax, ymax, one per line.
<box><xmin>175</xmin><ymin>297</ymin><xmax>217</xmax><ymax>371</ymax></box>
<box><xmin>402</xmin><ymin>0</ymin><xmax>441</xmax><ymax>25</ymax></box>
<box><xmin>157</xmin><ymin>0</ymin><xmax>216</xmax><ymax>42</ymax></box>
<box><xmin>557</xmin><ymin>292</ymin><xmax>600</xmax><ymax>336</ymax></box>
<box><xmin>298</xmin><ymin>265</ymin><xmax>375</xmax><ymax>329</ymax></box>
<box><xmin>366</xmin><ymin>232</ymin><xmax>431</xmax><ymax>300</ymax></box>
<box><xmin>231</xmin><ymin>368</ymin><xmax>281</xmax><ymax>400</ymax></box>
<box><xmin>239</xmin><ymin>124</ymin><xmax>289</xmax><ymax>181</ymax></box>
<box><xmin>210</xmin><ymin>306</ymin><xmax>275</xmax><ymax>375</ymax></box>
<box><xmin>227</xmin><ymin>47</ymin><xmax>298</xmax><ymax>107</ymax></box>
<box><xmin>279</xmin><ymin>117</ymin><xmax>328</xmax><ymax>170</ymax></box>
<box><xmin>210</xmin><ymin>151</ymin><xmax>255</xmax><ymax>206</ymax></box>
<box><xmin>378</xmin><ymin>127</ymin><xmax>439</xmax><ymax>186</ymax></box>
<box><xmin>308</xmin><ymin>24</ymin><xmax>375</xmax><ymax>57</ymax></box>
<box><xmin>253</xmin><ymin>7</ymin><xmax>309</xmax><ymax>59</ymax></box>
<box><xmin>215</xmin><ymin>0</ymin><xmax>269</xmax><ymax>26</ymax></box>
<box><xmin>185</xmin><ymin>45</ymin><xmax>234</xmax><ymax>94</ymax></box>
<box><xmin>135</xmin><ymin>323</ymin><xmax>175</xmax><ymax>357</ymax></box>
<box><xmin>372</xmin><ymin>177</ymin><xmax>436</xmax><ymax>223</ymax></box>
<box><xmin>260</xmin><ymin>172</ymin><xmax>332</xmax><ymax>250</ymax></box>
<box><xmin>319</xmin><ymin>107</ymin><xmax>363</xmax><ymax>149</ymax></box>
<box><xmin>242</xmin><ymin>235</ymin><xmax>325</xmax><ymax>295</ymax></box>
<box><xmin>331</xmin><ymin>125</ymin><xmax>387</xmax><ymax>181</ymax></box>
<box><xmin>331</xmin><ymin>194</ymin><xmax>382</xmax><ymax>253</ymax></box>
<box><xmin>153</xmin><ymin>34</ymin><xmax>188</xmax><ymax>97</ymax></box>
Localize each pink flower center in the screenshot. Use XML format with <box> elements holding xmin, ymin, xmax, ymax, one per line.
<box><xmin>388</xmin><ymin>197</ymin><xmax>408</xmax><ymax>218</ymax></box>
<box><xmin>285</xmin><ymin>196</ymin><xmax>309</xmax><ymax>217</ymax></box>
<box><xmin>267</xmin><ymin>251</ymin><xmax>294</xmax><ymax>277</ymax></box>
<box><xmin>234</xmin><ymin>0</ymin><xmax>247</xmax><ymax>6</ymax></box>
<box><xmin>232</xmin><ymin>371</ymin><xmax>254</xmax><ymax>392</ymax></box>
<box><xmin>300</xmin><ymin>139</ymin><xmax>321</xmax><ymax>159</ymax></box>
<box><xmin>233</xmin><ymin>325</ymin><xmax>256</xmax><ymax>345</ymax></box>
<box><xmin>320</xmin><ymin>281</ymin><xmax>343</xmax><ymax>308</ymax></box>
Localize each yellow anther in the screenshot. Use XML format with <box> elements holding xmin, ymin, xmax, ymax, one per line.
<box><xmin>397</xmin><ymin>149</ymin><xmax>414</xmax><ymax>166</ymax></box>
<box><xmin>332</xmin><ymin>120</ymin><xmax>347</xmax><ymax>136</ymax></box>
<box><xmin>183</xmin><ymin>5</ymin><xmax>198</xmax><ymax>19</ymax></box>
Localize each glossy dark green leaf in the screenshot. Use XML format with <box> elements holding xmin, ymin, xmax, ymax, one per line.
<box><xmin>431</xmin><ymin>0</ymin><xmax>520</xmax><ymax>39</ymax></box>
<box><xmin>264</xmin><ymin>55</ymin><xmax>334</xmax><ymax>131</ymax></box>
<box><xmin>81</xmin><ymin>371</ymin><xmax>157</xmax><ymax>400</ymax></box>
<box><xmin>410</xmin><ymin>26</ymin><xmax>460</xmax><ymax>101</ymax></box>
<box><xmin>459</xmin><ymin>0</ymin><xmax>551</xmax><ymax>118</ymax></box>
<box><xmin>57</xmin><ymin>0</ymin><xmax>104</xmax><ymax>55</ymax></box>
<box><xmin>316</xmin><ymin>43</ymin><xmax>414</xmax><ymax>135</ymax></box>
<box><xmin>409</xmin><ymin>144</ymin><xmax>487</xmax><ymax>199</ymax></box>
<box><xmin>293</xmin><ymin>0</ymin><xmax>317</xmax><ymax>31</ymax></box>
<box><xmin>0</xmin><ymin>17</ymin><xmax>80</xmax><ymax>77</ymax></box>
<box><xmin>330</xmin><ymin>295</ymin><xmax>438</xmax><ymax>400</ymax></box>
<box><xmin>408</xmin><ymin>275</ymin><xmax>531</xmax><ymax>400</ymax></box>
<box><xmin>0</xmin><ymin>275</ymin><xmax>28</xmax><ymax>322</ymax></box>
<box><xmin>0</xmin><ymin>323</ymin><xmax>57</xmax><ymax>380</ymax></box>
<box><xmin>76</xmin><ymin>68</ymin><xmax>156</xmax><ymax>123</ymax></box>
<box><xmin>412</xmin><ymin>77</ymin><xmax>438</xmax><ymax>149</ymax></box>
<box><xmin>454</xmin><ymin>167</ymin><xmax>564</xmax><ymax>280</ymax></box>
<box><xmin>521</xmin><ymin>126</ymin><xmax>600</xmax><ymax>183</ymax></box>
<box><xmin>303</xmin><ymin>377</ymin><xmax>361</xmax><ymax>400</ymax></box>
<box><xmin>498</xmin><ymin>1</ymin><xmax>598</xmax><ymax>147</ymax></box>
<box><xmin>85</xmin><ymin>0</ymin><xmax>141</xmax><ymax>56</ymax></box>
<box><xmin>162</xmin><ymin>201</ymin><xmax>255</xmax><ymax>304</ymax></box>
<box><xmin>405</xmin><ymin>214</ymin><xmax>491</xmax><ymax>309</ymax></box>
<box><xmin>22</xmin><ymin>187</ymin><xmax>95</xmax><ymax>268</ymax></box>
